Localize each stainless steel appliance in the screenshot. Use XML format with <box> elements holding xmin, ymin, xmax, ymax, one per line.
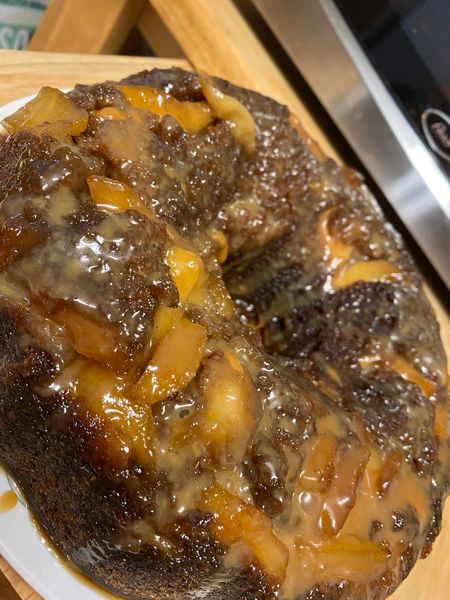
<box><xmin>253</xmin><ymin>0</ymin><xmax>450</xmax><ymax>289</ymax></box>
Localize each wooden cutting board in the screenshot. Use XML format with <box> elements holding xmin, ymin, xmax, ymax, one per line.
<box><xmin>0</xmin><ymin>49</ymin><xmax>449</xmax><ymax>600</ymax></box>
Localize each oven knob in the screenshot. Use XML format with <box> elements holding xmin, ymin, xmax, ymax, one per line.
<box><xmin>421</xmin><ymin>108</ymin><xmax>450</xmax><ymax>163</ymax></box>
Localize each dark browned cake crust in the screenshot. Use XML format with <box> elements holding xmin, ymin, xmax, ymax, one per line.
<box><xmin>0</xmin><ymin>68</ymin><xmax>448</xmax><ymax>600</ymax></box>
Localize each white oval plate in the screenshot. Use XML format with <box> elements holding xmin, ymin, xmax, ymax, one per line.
<box><xmin>0</xmin><ymin>94</ymin><xmax>110</xmax><ymax>600</ymax></box>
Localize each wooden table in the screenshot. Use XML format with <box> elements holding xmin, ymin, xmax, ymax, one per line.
<box><xmin>0</xmin><ymin>49</ymin><xmax>449</xmax><ymax>600</ymax></box>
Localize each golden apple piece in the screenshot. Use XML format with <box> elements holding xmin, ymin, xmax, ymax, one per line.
<box><xmin>197</xmin><ymin>350</ymin><xmax>260</xmax><ymax>467</ymax></box>
<box><xmin>359</xmin><ymin>351</ymin><xmax>437</xmax><ymax>398</ymax></box>
<box><xmin>4</xmin><ymin>86</ymin><xmax>88</xmax><ymax>137</ymax></box>
<box><xmin>59</xmin><ymin>360</ymin><xmax>154</xmax><ymax>469</ymax></box>
<box><xmin>317</xmin><ymin>534</ymin><xmax>390</xmax><ymax>582</ymax></box>
<box><xmin>434</xmin><ymin>401</ymin><xmax>448</xmax><ymax>442</ymax></box>
<box><xmin>299</xmin><ymin>432</ymin><xmax>337</xmax><ymax>493</ymax></box>
<box><xmin>391</xmin><ymin>354</ymin><xmax>437</xmax><ymax>397</ymax></box>
<box><xmin>54</xmin><ymin>307</ymin><xmax>120</xmax><ymax>371</ymax></box>
<box><xmin>116</xmin><ymin>85</ymin><xmax>213</xmax><ymax>133</ymax></box>
<box><xmin>92</xmin><ymin>106</ymin><xmax>150</xmax><ymax>126</ymax></box>
<box><xmin>317</xmin><ymin>210</ymin><xmax>403</xmax><ymax>291</ymax></box>
<box><xmin>333</xmin><ymin>259</ymin><xmax>401</xmax><ymax>289</ymax></box>
<box><xmin>92</xmin><ymin>106</ymin><xmax>127</xmax><ymax>121</ymax></box>
<box><xmin>296</xmin><ymin>534</ymin><xmax>390</xmax><ymax>583</ymax></box>
<box><xmin>317</xmin><ymin>209</ymin><xmax>353</xmax><ymax>268</ymax></box>
<box><xmin>374</xmin><ymin>449</ymin><xmax>402</xmax><ymax>496</ymax></box>
<box><xmin>206</xmin><ymin>271</ymin><xmax>235</xmax><ymax>318</ymax></box>
<box><xmin>134</xmin><ymin>317</ymin><xmax>207</xmax><ymax>404</ymax></box>
<box><xmin>201</xmin><ymin>482</ymin><xmax>289</xmax><ymax>581</ymax></box>
<box><xmin>211</xmin><ymin>229</ymin><xmax>229</xmax><ymax>264</ymax></box>
<box><xmin>320</xmin><ymin>444</ymin><xmax>369</xmax><ymax>537</ymax></box>
<box><xmin>151</xmin><ymin>305</ymin><xmax>183</xmax><ymax>347</ymax></box>
<box><xmin>165</xmin><ymin>246</ymin><xmax>206</xmax><ymax>303</ymax></box>
<box><xmin>86</xmin><ymin>175</ymin><xmax>155</xmax><ymax>222</ymax></box>
<box><xmin>200</xmin><ymin>79</ymin><xmax>256</xmax><ymax>153</ymax></box>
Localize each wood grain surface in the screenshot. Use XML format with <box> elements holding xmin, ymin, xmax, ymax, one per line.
<box><xmin>28</xmin><ymin>0</ymin><xmax>146</xmax><ymax>55</ymax></box>
<box><xmin>0</xmin><ymin>50</ymin><xmax>189</xmax><ymax>105</ymax></box>
<box><xmin>0</xmin><ymin>48</ymin><xmax>449</xmax><ymax>600</ymax></box>
<box><xmin>0</xmin><ymin>557</ymin><xmax>40</xmax><ymax>600</ymax></box>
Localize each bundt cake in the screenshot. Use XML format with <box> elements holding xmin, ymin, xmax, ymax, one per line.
<box><xmin>0</xmin><ymin>67</ymin><xmax>448</xmax><ymax>599</ymax></box>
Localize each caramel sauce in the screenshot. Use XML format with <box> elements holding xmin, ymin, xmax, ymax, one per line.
<box><xmin>0</xmin><ymin>490</ymin><xmax>17</xmax><ymax>513</ymax></box>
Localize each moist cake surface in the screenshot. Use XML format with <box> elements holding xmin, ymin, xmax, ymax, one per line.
<box><xmin>0</xmin><ymin>68</ymin><xmax>448</xmax><ymax>600</ymax></box>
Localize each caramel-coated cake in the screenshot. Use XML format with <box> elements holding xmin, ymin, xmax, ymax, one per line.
<box><xmin>0</xmin><ymin>68</ymin><xmax>448</xmax><ymax>600</ymax></box>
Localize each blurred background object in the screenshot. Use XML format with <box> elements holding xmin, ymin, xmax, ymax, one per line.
<box><xmin>0</xmin><ymin>0</ymin><xmax>48</xmax><ymax>49</ymax></box>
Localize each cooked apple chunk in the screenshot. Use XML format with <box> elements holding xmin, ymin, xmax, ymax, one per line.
<box><xmin>4</xmin><ymin>87</ymin><xmax>88</xmax><ymax>138</ymax></box>
<box><xmin>116</xmin><ymin>85</ymin><xmax>213</xmax><ymax>133</ymax></box>
<box><xmin>165</xmin><ymin>246</ymin><xmax>205</xmax><ymax>303</ymax></box>
<box><xmin>134</xmin><ymin>317</ymin><xmax>207</xmax><ymax>404</ymax></box>
<box><xmin>201</xmin><ymin>482</ymin><xmax>289</xmax><ymax>581</ymax></box>
<box><xmin>197</xmin><ymin>349</ymin><xmax>260</xmax><ymax>467</ymax></box>
<box><xmin>333</xmin><ymin>259</ymin><xmax>401</xmax><ymax>289</ymax></box>
<box><xmin>295</xmin><ymin>534</ymin><xmax>390</xmax><ymax>583</ymax></box>
<box><xmin>299</xmin><ymin>432</ymin><xmax>337</xmax><ymax>494</ymax></box>
<box><xmin>87</xmin><ymin>175</ymin><xmax>156</xmax><ymax>222</ymax></box>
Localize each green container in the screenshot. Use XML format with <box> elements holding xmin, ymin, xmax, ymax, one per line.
<box><xmin>0</xmin><ymin>0</ymin><xmax>49</xmax><ymax>49</ymax></box>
